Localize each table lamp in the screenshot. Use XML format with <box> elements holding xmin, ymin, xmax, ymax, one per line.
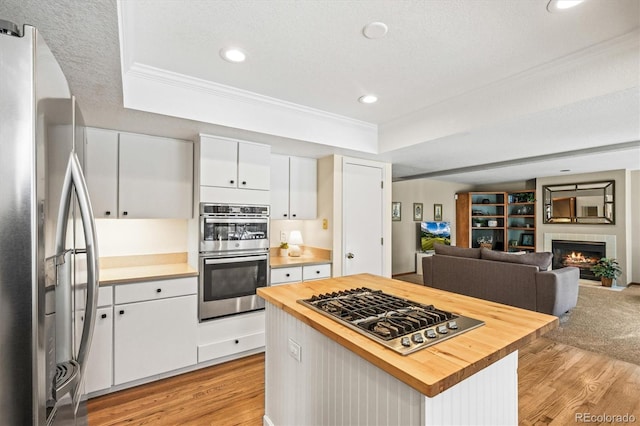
<box><xmin>288</xmin><ymin>230</ymin><xmax>304</xmax><ymax>257</ymax></box>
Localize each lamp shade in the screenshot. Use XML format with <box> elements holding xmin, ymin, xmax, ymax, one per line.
<box><xmin>289</xmin><ymin>230</ymin><xmax>304</xmax><ymax>245</ymax></box>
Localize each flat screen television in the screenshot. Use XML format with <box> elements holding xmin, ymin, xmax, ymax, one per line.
<box><xmin>418</xmin><ymin>221</ymin><xmax>451</xmax><ymax>251</ymax></box>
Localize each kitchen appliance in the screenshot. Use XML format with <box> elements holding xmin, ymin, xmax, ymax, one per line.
<box><xmin>199</xmin><ymin>204</ymin><xmax>269</xmax><ymax>321</ymax></box>
<box><xmin>0</xmin><ymin>20</ymin><xmax>100</xmax><ymax>425</ymax></box>
<box><xmin>299</xmin><ymin>288</ymin><xmax>484</xmax><ymax>355</ymax></box>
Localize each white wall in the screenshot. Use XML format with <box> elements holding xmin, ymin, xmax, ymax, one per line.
<box><xmin>391</xmin><ymin>179</ymin><xmax>474</xmax><ymax>275</ymax></box>
<box><xmin>95</xmin><ymin>219</ymin><xmax>188</xmax><ymax>257</ymax></box>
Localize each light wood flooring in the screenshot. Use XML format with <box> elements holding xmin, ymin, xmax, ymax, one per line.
<box><xmin>88</xmin><ymin>338</ymin><xmax>640</xmax><ymax>425</ymax></box>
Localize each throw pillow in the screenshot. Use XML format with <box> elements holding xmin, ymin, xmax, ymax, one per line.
<box><xmin>434</xmin><ymin>244</ymin><xmax>481</xmax><ymax>259</ymax></box>
<box><xmin>480</xmin><ymin>248</ymin><xmax>553</xmax><ymax>271</ymax></box>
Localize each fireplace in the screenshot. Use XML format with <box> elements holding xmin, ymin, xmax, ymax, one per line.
<box><xmin>552</xmin><ymin>240</ymin><xmax>606</xmax><ymax>281</ymax></box>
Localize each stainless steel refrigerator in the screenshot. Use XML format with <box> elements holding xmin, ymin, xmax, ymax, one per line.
<box><xmin>0</xmin><ymin>20</ymin><xmax>100</xmax><ymax>425</ymax></box>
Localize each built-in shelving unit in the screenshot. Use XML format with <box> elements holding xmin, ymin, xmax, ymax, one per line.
<box><xmin>456</xmin><ymin>192</ymin><xmax>507</xmax><ymax>251</ymax></box>
<box><xmin>507</xmin><ymin>190</ymin><xmax>537</xmax><ymax>252</ymax></box>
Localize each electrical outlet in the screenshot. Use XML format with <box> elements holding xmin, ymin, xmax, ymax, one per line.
<box><xmin>281</xmin><ymin>231</ymin><xmax>287</xmax><ymax>242</ymax></box>
<box><xmin>288</xmin><ymin>338</ymin><xmax>301</xmax><ymax>362</ymax></box>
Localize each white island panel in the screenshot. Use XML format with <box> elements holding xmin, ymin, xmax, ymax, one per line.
<box><xmin>264</xmin><ymin>302</ymin><xmax>518</xmax><ymax>426</ymax></box>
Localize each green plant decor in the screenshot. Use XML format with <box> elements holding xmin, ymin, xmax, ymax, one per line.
<box><xmin>279</xmin><ymin>242</ymin><xmax>289</xmax><ymax>249</ymax></box>
<box><xmin>590</xmin><ymin>257</ymin><xmax>622</xmax><ymax>279</ymax></box>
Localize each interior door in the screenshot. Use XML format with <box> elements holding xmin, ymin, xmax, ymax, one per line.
<box><xmin>343</xmin><ymin>161</ymin><xmax>384</xmax><ymax>276</ymax></box>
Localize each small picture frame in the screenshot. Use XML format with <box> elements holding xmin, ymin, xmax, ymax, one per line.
<box><xmin>413</xmin><ymin>203</ymin><xmax>423</xmax><ymax>221</ymax></box>
<box><xmin>392</xmin><ymin>202</ymin><xmax>401</xmax><ymax>221</ymax></box>
<box><xmin>433</xmin><ymin>204</ymin><xmax>443</xmax><ymax>221</ymax></box>
<box><xmin>519</xmin><ymin>232</ymin><xmax>535</xmax><ymax>247</ymax></box>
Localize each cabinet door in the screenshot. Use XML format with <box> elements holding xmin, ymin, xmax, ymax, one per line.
<box><xmin>84</xmin><ymin>306</ymin><xmax>113</xmax><ymax>394</ymax></box>
<box><xmin>113</xmin><ymin>294</ymin><xmax>197</xmax><ymax>385</ymax></box>
<box><xmin>270</xmin><ymin>154</ymin><xmax>290</xmax><ymax>219</ymax></box>
<box><xmin>119</xmin><ymin>133</ymin><xmax>193</xmax><ymax>219</ymax></box>
<box><xmin>200</xmin><ymin>136</ymin><xmax>238</xmax><ymax>188</ymax></box>
<box><xmin>289</xmin><ymin>156</ymin><xmax>317</xmax><ymax>219</ymax></box>
<box><xmin>85</xmin><ymin>128</ymin><xmax>118</xmax><ymax>218</ymax></box>
<box><xmin>238</xmin><ymin>142</ymin><xmax>270</xmax><ymax>190</ymax></box>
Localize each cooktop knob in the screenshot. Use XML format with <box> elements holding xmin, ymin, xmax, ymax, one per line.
<box><xmin>401</xmin><ymin>337</ymin><xmax>411</xmax><ymax>347</ymax></box>
<box><xmin>448</xmin><ymin>321</ymin><xmax>458</xmax><ymax>330</ymax></box>
<box><xmin>437</xmin><ymin>325</ymin><xmax>448</xmax><ymax>334</ymax></box>
<box><xmin>425</xmin><ymin>329</ymin><xmax>437</xmax><ymax>339</ymax></box>
<box><xmin>411</xmin><ymin>333</ymin><xmax>424</xmax><ymax>344</ymax></box>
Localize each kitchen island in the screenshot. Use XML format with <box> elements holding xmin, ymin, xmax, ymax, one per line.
<box><xmin>257</xmin><ymin>273</ymin><xmax>558</xmax><ymax>426</ymax></box>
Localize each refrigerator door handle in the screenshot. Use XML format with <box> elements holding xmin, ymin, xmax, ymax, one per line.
<box><xmin>54</xmin><ymin>151</ymin><xmax>100</xmax><ymax>401</ymax></box>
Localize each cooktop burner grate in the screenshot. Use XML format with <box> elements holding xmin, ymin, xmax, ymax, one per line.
<box><xmin>298</xmin><ymin>287</ymin><xmax>484</xmax><ymax>355</ymax></box>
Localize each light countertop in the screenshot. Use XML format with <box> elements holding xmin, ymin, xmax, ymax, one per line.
<box><xmin>269</xmin><ymin>246</ymin><xmax>331</xmax><ymax>268</ymax></box>
<box><xmin>99</xmin><ymin>252</ymin><xmax>197</xmax><ymax>285</ymax></box>
<box><xmin>257</xmin><ymin>273</ymin><xmax>558</xmax><ymax>397</ymax></box>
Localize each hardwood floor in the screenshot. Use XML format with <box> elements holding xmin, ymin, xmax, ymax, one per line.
<box><xmin>88</xmin><ymin>338</ymin><xmax>640</xmax><ymax>425</ymax></box>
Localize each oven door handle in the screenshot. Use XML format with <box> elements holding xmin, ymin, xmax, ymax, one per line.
<box><xmin>204</xmin><ymin>255</ymin><xmax>268</xmax><ymax>265</ymax></box>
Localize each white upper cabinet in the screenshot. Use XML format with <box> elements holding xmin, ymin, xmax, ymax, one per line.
<box><xmin>119</xmin><ymin>133</ymin><xmax>193</xmax><ymax>218</ymax></box>
<box><xmin>270</xmin><ymin>154</ymin><xmax>317</xmax><ymax>220</ymax></box>
<box><xmin>85</xmin><ymin>128</ymin><xmax>194</xmax><ymax>219</ymax></box>
<box><xmin>200</xmin><ymin>135</ymin><xmax>270</xmax><ymax>191</ymax></box>
<box><xmin>85</xmin><ymin>128</ymin><xmax>118</xmax><ymax>218</ymax></box>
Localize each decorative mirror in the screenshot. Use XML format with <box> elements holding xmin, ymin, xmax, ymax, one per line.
<box><xmin>543</xmin><ymin>180</ymin><xmax>614</xmax><ymax>224</ymax></box>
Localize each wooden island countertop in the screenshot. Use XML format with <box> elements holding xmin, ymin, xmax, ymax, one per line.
<box><xmin>257</xmin><ymin>273</ymin><xmax>558</xmax><ymax>397</ymax></box>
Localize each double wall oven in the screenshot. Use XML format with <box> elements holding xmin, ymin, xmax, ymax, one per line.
<box><xmin>199</xmin><ymin>204</ymin><xmax>270</xmax><ymax>321</ymax></box>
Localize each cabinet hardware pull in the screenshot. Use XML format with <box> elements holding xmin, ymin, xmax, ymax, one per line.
<box><xmin>235</xmin><ymin>339</ymin><xmax>239</xmax><ymax>344</ymax></box>
<box><xmin>292</xmin><ymin>214</ymin><xmax>297</xmax><ymax>217</ymax></box>
<box><xmin>286</xmin><ymin>273</ymin><xmax>290</xmax><ymax>277</ymax></box>
<box><xmin>122</xmin><ymin>211</ymin><xmax>128</xmax><ymax>216</ymax></box>
<box><xmin>105</xmin><ymin>211</ymin><xmax>111</xmax><ymax>216</ymax></box>
<box><xmin>283</xmin><ymin>213</ymin><xmax>288</xmax><ymax>217</ymax></box>
<box><xmin>119</xmin><ymin>310</ymin><xmax>124</xmax><ymax>315</ymax></box>
<box><xmin>156</xmin><ymin>288</ymin><xmax>162</xmax><ymax>293</ymax></box>
<box><xmin>241</xmin><ymin>181</ymin><xmax>247</xmax><ymax>185</ymax></box>
<box><xmin>230</xmin><ymin>180</ymin><xmax>235</xmax><ymax>184</ymax></box>
<box><xmin>316</xmin><ymin>270</ymin><xmax>320</xmax><ymax>274</ymax></box>
<box><xmin>101</xmin><ymin>313</ymin><xmax>107</xmax><ymax>319</ymax></box>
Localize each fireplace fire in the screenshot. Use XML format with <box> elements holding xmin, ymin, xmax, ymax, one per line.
<box><xmin>552</xmin><ymin>240</ymin><xmax>606</xmax><ymax>281</ymax></box>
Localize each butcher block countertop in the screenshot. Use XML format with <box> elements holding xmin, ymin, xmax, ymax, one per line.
<box><xmin>257</xmin><ymin>273</ymin><xmax>558</xmax><ymax>397</ymax></box>
<box><xmin>99</xmin><ymin>252</ymin><xmax>198</xmax><ymax>285</ymax></box>
<box><xmin>269</xmin><ymin>246</ymin><xmax>331</xmax><ymax>268</ymax></box>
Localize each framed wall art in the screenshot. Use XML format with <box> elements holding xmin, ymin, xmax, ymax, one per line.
<box><xmin>434</xmin><ymin>204</ymin><xmax>443</xmax><ymax>221</ymax></box>
<box><xmin>413</xmin><ymin>203</ymin><xmax>423</xmax><ymax>221</ymax></box>
<box><xmin>392</xmin><ymin>202</ymin><xmax>401</xmax><ymax>221</ymax></box>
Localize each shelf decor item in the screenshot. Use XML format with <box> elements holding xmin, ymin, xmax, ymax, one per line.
<box><xmin>519</xmin><ymin>233</ymin><xmax>534</xmax><ymax>247</ymax></box>
<box><xmin>590</xmin><ymin>257</ymin><xmax>622</xmax><ymax>287</ymax></box>
<box><xmin>413</xmin><ymin>203</ymin><xmax>423</xmax><ymax>221</ymax></box>
<box><xmin>434</xmin><ymin>204</ymin><xmax>443</xmax><ymax>221</ymax></box>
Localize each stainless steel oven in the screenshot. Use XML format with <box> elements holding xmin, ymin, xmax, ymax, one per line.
<box><xmin>199</xmin><ymin>204</ymin><xmax>270</xmax><ymax>321</ymax></box>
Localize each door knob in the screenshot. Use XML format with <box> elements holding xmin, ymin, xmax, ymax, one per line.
<box><xmin>346</xmin><ymin>252</ymin><xmax>355</xmax><ymax>259</ymax></box>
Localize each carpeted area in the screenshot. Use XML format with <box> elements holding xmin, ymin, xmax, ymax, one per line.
<box><xmin>393</xmin><ymin>274</ymin><xmax>640</xmax><ymax>365</ymax></box>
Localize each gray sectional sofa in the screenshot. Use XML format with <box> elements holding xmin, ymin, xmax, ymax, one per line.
<box><xmin>422</xmin><ymin>245</ymin><xmax>579</xmax><ymax>316</ymax></box>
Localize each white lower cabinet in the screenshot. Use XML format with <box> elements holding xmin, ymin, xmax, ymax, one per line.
<box><xmin>84</xmin><ymin>287</ymin><xmax>113</xmax><ymax>395</ymax></box>
<box><xmin>198</xmin><ymin>310</ymin><xmax>265</xmax><ymax>364</ymax></box>
<box><xmin>271</xmin><ymin>263</ymin><xmax>331</xmax><ymax>286</ymax></box>
<box><xmin>113</xmin><ymin>278</ymin><xmax>198</xmax><ymax>386</ymax></box>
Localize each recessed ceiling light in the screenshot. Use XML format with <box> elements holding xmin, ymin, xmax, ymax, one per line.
<box><xmin>362</xmin><ymin>22</ymin><xmax>388</xmax><ymax>39</ymax></box>
<box><xmin>547</xmin><ymin>0</ymin><xmax>585</xmax><ymax>13</ymax></box>
<box><xmin>358</xmin><ymin>95</ymin><xmax>378</xmax><ymax>104</ymax></box>
<box><xmin>220</xmin><ymin>47</ymin><xmax>246</xmax><ymax>63</ymax></box>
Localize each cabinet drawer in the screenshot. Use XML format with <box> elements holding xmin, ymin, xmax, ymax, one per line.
<box><xmin>270</xmin><ymin>267</ymin><xmax>302</xmax><ymax>285</ymax></box>
<box><xmin>97</xmin><ymin>286</ymin><xmax>113</xmax><ymax>307</ymax></box>
<box><xmin>198</xmin><ymin>331</ymin><xmax>265</xmax><ymax>363</ymax></box>
<box><xmin>115</xmin><ymin>277</ymin><xmax>197</xmax><ymax>304</ymax></box>
<box><xmin>303</xmin><ymin>264</ymin><xmax>331</xmax><ymax>281</ymax></box>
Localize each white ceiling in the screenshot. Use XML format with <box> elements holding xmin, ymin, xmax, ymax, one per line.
<box><xmin>2</xmin><ymin>0</ymin><xmax>639</xmax><ymax>184</ymax></box>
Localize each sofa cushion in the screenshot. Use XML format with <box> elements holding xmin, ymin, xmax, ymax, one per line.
<box><xmin>434</xmin><ymin>244</ymin><xmax>481</xmax><ymax>258</ymax></box>
<box><xmin>480</xmin><ymin>248</ymin><xmax>553</xmax><ymax>271</ymax></box>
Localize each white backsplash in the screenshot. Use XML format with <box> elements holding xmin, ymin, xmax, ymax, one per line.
<box><xmin>95</xmin><ymin>219</ymin><xmax>188</xmax><ymax>257</ymax></box>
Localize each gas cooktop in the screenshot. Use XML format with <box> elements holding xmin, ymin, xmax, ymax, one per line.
<box><xmin>298</xmin><ymin>287</ymin><xmax>484</xmax><ymax>355</ymax></box>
